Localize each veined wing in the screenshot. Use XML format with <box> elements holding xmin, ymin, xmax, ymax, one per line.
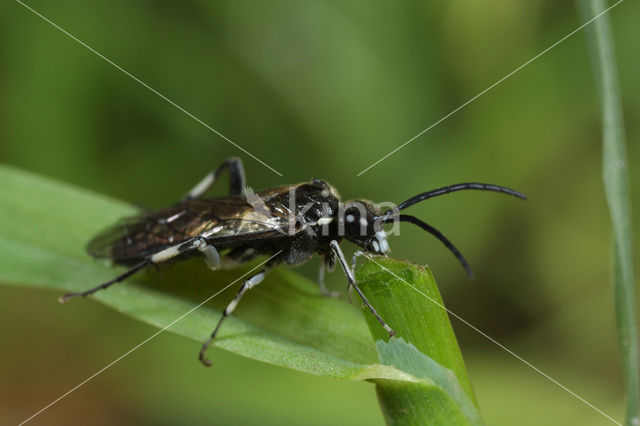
<box><xmin>87</xmin><ymin>196</ymin><xmax>295</xmax><ymax>265</ymax></box>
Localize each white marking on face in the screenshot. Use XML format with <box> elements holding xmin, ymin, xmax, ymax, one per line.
<box><xmin>346</xmin><ymin>214</ymin><xmax>355</xmax><ymax>223</ymax></box>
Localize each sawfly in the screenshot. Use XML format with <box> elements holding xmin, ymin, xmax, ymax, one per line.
<box><xmin>60</xmin><ymin>157</ymin><xmax>526</xmax><ymax>365</ymax></box>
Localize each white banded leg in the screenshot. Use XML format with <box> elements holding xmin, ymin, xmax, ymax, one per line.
<box><xmin>199</xmin><ymin>269</ymin><xmax>267</xmax><ymax>366</ymax></box>
<box><xmin>193</xmin><ymin>237</ymin><xmax>221</xmax><ymax>270</ymax></box>
<box><xmin>329</xmin><ymin>241</ymin><xmax>395</xmax><ymax>337</ymax></box>
<box><xmin>59</xmin><ymin>239</ymin><xmax>197</xmax><ymax>303</ymax></box>
<box><xmin>184</xmin><ymin>157</ymin><xmax>246</xmax><ymax>200</ymax></box>
<box><xmin>58</xmin><ymin>260</ymin><xmax>149</xmax><ymax>303</ymax></box>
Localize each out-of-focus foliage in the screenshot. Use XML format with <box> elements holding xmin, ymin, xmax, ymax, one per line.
<box><xmin>579</xmin><ymin>0</ymin><xmax>638</xmax><ymax>424</ymax></box>
<box><xmin>1</xmin><ymin>0</ymin><xmax>637</xmax><ymax>424</ymax></box>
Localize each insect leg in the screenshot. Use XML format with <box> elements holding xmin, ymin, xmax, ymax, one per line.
<box><xmin>58</xmin><ymin>260</ymin><xmax>149</xmax><ymax>303</ymax></box>
<box><xmin>351</xmin><ymin>250</ymin><xmax>366</xmax><ymax>272</ymax></box>
<box><xmin>343</xmin><ymin>250</ymin><xmax>368</xmax><ymax>303</ymax></box>
<box><xmin>60</xmin><ymin>239</ymin><xmax>196</xmax><ymax>303</ymax></box>
<box><xmin>317</xmin><ymin>261</ymin><xmax>340</xmax><ymax>298</ymax></box>
<box><xmin>193</xmin><ymin>237</ymin><xmax>221</xmax><ymax>270</ymax></box>
<box><xmin>199</xmin><ymin>269</ymin><xmax>267</xmax><ymax>366</ymax></box>
<box><xmin>330</xmin><ymin>241</ymin><xmax>396</xmax><ymax>337</ymax></box>
<box><xmin>183</xmin><ymin>157</ymin><xmax>246</xmax><ymax>200</ymax></box>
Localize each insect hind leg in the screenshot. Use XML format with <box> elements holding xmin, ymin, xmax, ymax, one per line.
<box><xmin>60</xmin><ymin>239</ymin><xmax>195</xmax><ymax>304</ymax></box>
<box><xmin>199</xmin><ymin>269</ymin><xmax>267</xmax><ymax>366</ymax></box>
<box><xmin>184</xmin><ymin>157</ymin><xmax>246</xmax><ymax>200</ymax></box>
<box><xmin>58</xmin><ymin>260</ymin><xmax>149</xmax><ymax>303</ymax></box>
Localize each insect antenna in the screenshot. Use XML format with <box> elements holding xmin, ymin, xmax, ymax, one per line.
<box><xmin>394</xmin><ymin>182</ymin><xmax>526</xmax><ymax>211</ymax></box>
<box><xmin>383</xmin><ymin>214</ymin><xmax>474</xmax><ymax>278</ymax></box>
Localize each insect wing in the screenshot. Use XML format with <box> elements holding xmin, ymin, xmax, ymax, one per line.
<box><xmin>86</xmin><ymin>215</ymin><xmax>151</xmax><ymax>261</ymax></box>
<box><xmin>86</xmin><ymin>196</ymin><xmax>296</xmax><ymax>265</ymax></box>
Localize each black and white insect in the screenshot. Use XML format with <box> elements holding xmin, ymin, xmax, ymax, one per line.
<box><xmin>60</xmin><ymin>157</ymin><xmax>526</xmax><ymax>365</ymax></box>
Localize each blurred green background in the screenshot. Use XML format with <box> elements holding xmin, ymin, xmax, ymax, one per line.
<box><xmin>1</xmin><ymin>0</ymin><xmax>638</xmax><ymax>424</ymax></box>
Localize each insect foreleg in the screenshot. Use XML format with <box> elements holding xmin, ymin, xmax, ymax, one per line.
<box><xmin>329</xmin><ymin>241</ymin><xmax>396</xmax><ymax>338</ymax></box>
<box><xmin>184</xmin><ymin>157</ymin><xmax>246</xmax><ymax>200</ymax></box>
<box><xmin>199</xmin><ymin>269</ymin><xmax>267</xmax><ymax>366</ymax></box>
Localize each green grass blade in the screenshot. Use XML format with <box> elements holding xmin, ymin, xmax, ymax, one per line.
<box><xmin>356</xmin><ymin>257</ymin><xmax>482</xmax><ymax>425</ymax></box>
<box><xmin>578</xmin><ymin>1</ymin><xmax>639</xmax><ymax>424</ymax></box>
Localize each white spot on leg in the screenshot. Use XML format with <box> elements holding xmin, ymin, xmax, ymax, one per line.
<box><xmin>202</xmin><ymin>246</ymin><xmax>221</xmax><ymax>269</ymax></box>
<box><xmin>150</xmin><ymin>245</ymin><xmax>181</xmax><ymax>263</ymax></box>
<box><xmin>193</xmin><ymin>238</ymin><xmax>206</xmax><ymax>250</ymax></box>
<box><xmin>189</xmin><ymin>173</ymin><xmax>215</xmax><ymax>198</ymax></box>
<box><xmin>226</xmin><ymin>298</ymin><xmax>240</xmax><ymax>315</ymax></box>
<box><xmin>225</xmin><ymin>271</ymin><xmax>265</xmax><ymax>316</ymax></box>
<box><xmin>195</xmin><ymin>238</ymin><xmax>220</xmax><ymax>270</ymax></box>
<box><xmin>245</xmin><ymin>272</ymin><xmax>265</xmax><ymax>289</ymax></box>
